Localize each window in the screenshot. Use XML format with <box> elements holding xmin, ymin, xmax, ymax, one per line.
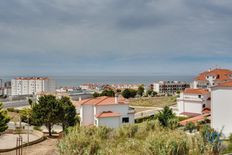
<box><xmin>202</xmin><ymin>104</ymin><xmax>206</xmax><ymax>108</ymax></box>
<box><xmin>122</xmin><ymin>117</ymin><xmax>129</xmax><ymax>123</ymax></box>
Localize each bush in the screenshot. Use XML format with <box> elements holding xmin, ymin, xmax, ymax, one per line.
<box><xmin>58</xmin><ymin>121</ymin><xmax>220</xmax><ymax>155</ymax></box>
<box><xmin>7</xmin><ymin>107</ymin><xmax>20</xmax><ymax>113</ymax></box>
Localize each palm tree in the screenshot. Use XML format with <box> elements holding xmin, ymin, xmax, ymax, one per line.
<box><xmin>155</xmin><ymin>106</ymin><xmax>176</xmax><ymax>127</ymax></box>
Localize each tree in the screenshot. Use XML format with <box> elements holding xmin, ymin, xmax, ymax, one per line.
<box><xmin>122</xmin><ymin>89</ymin><xmax>137</xmax><ymax>99</ymax></box>
<box><xmin>28</xmin><ymin>98</ymin><xmax>33</xmax><ymax>106</ymax></box>
<box><xmin>122</xmin><ymin>89</ymin><xmax>130</xmax><ymax>99</ymax></box>
<box><xmin>93</xmin><ymin>92</ymin><xmax>100</xmax><ymax>98</ymax></box>
<box><xmin>101</xmin><ymin>90</ymin><xmax>115</xmax><ymax>97</ymax></box>
<box><xmin>20</xmin><ymin>108</ymin><xmax>33</xmax><ymax>125</ymax></box>
<box><xmin>59</xmin><ymin>97</ymin><xmax>77</xmax><ymax>131</ymax></box>
<box><xmin>184</xmin><ymin>122</ymin><xmax>196</xmax><ymax>133</ymax></box>
<box><xmin>137</xmin><ymin>85</ymin><xmax>144</xmax><ymax>96</ymax></box>
<box><xmin>0</xmin><ymin>102</ymin><xmax>10</xmax><ymax>133</ymax></box>
<box><xmin>32</xmin><ymin>95</ymin><xmax>62</xmax><ymax>136</ymax></box>
<box><xmin>155</xmin><ymin>106</ymin><xmax>176</xmax><ymax>127</ymax></box>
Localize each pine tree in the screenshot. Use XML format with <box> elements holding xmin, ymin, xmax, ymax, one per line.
<box><xmin>0</xmin><ymin>102</ymin><xmax>10</xmax><ymax>133</ymax></box>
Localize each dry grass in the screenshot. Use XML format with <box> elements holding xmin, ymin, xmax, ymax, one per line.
<box><xmin>129</xmin><ymin>96</ymin><xmax>177</xmax><ymax>107</ymax></box>
<box><xmin>7</xmin><ymin>111</ymin><xmax>21</xmax><ymax>122</ymax></box>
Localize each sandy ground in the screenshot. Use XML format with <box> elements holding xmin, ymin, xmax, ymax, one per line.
<box><xmin>0</xmin><ymin>138</ymin><xmax>59</xmax><ymax>155</ymax></box>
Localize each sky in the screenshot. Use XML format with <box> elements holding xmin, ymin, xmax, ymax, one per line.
<box><xmin>0</xmin><ymin>0</ymin><xmax>232</xmax><ymax>76</ymax></box>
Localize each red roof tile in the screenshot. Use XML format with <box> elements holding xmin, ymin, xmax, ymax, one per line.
<box><xmin>179</xmin><ymin>113</ymin><xmax>210</xmax><ymax>126</ymax></box>
<box><xmin>216</xmin><ymin>80</ymin><xmax>232</xmax><ymax>87</ymax></box>
<box><xmin>79</xmin><ymin>96</ymin><xmax>127</xmax><ymax>106</ymax></box>
<box><xmin>184</xmin><ymin>88</ymin><xmax>209</xmax><ymax>95</ymax></box>
<box><xmin>195</xmin><ymin>69</ymin><xmax>232</xmax><ymax>81</ymax></box>
<box><xmin>96</xmin><ymin>111</ymin><xmax>121</xmax><ymax>118</ymax></box>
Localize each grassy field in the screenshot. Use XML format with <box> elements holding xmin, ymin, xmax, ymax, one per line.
<box><xmin>129</xmin><ymin>96</ymin><xmax>177</xmax><ymax>107</ymax></box>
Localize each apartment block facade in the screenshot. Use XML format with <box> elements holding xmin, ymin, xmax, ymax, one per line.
<box><xmin>11</xmin><ymin>77</ymin><xmax>56</xmax><ymax>96</ymax></box>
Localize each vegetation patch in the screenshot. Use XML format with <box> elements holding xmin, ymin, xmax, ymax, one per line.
<box><xmin>58</xmin><ymin>121</ymin><xmax>223</xmax><ymax>155</ymax></box>
<box><xmin>129</xmin><ymin>96</ymin><xmax>177</xmax><ymax>107</ymax></box>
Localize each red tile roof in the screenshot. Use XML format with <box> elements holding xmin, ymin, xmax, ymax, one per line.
<box><xmin>216</xmin><ymin>80</ymin><xmax>232</xmax><ymax>87</ymax></box>
<box><xmin>179</xmin><ymin>113</ymin><xmax>210</xmax><ymax>126</ymax></box>
<box><xmin>184</xmin><ymin>88</ymin><xmax>209</xmax><ymax>95</ymax></box>
<box><xmin>195</xmin><ymin>68</ymin><xmax>232</xmax><ymax>81</ymax></box>
<box><xmin>79</xmin><ymin>96</ymin><xmax>127</xmax><ymax>106</ymax></box>
<box><xmin>180</xmin><ymin>112</ymin><xmax>201</xmax><ymax>117</ymax></box>
<box><xmin>96</xmin><ymin>111</ymin><xmax>121</xmax><ymax>118</ymax></box>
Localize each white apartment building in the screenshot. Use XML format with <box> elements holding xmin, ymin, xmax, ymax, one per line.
<box><xmin>193</xmin><ymin>68</ymin><xmax>232</xmax><ymax>89</ymax></box>
<box><xmin>11</xmin><ymin>77</ymin><xmax>56</xmax><ymax>96</ymax></box>
<box><xmin>153</xmin><ymin>81</ymin><xmax>189</xmax><ymax>95</ymax></box>
<box><xmin>211</xmin><ymin>81</ymin><xmax>232</xmax><ymax>137</ymax></box>
<box><xmin>177</xmin><ymin>88</ymin><xmax>210</xmax><ymax>117</ymax></box>
<box><xmin>79</xmin><ymin>96</ymin><xmax>134</xmax><ymax>128</ymax></box>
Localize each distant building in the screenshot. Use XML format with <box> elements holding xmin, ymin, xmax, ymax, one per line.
<box><xmin>78</xmin><ymin>96</ymin><xmax>134</xmax><ymax>128</ymax></box>
<box><xmin>193</xmin><ymin>68</ymin><xmax>232</xmax><ymax>89</ymax></box>
<box><xmin>11</xmin><ymin>77</ymin><xmax>56</xmax><ymax>96</ymax></box>
<box><xmin>80</xmin><ymin>83</ymin><xmax>102</xmax><ymax>91</ymax></box>
<box><xmin>111</xmin><ymin>84</ymin><xmax>140</xmax><ymax>90</ymax></box>
<box><xmin>211</xmin><ymin>81</ymin><xmax>232</xmax><ymax>137</ymax></box>
<box><xmin>177</xmin><ymin>88</ymin><xmax>210</xmax><ymax>117</ymax></box>
<box><xmin>153</xmin><ymin>81</ymin><xmax>190</xmax><ymax>95</ymax></box>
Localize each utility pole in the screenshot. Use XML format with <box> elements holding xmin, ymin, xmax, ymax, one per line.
<box><xmin>27</xmin><ymin>114</ymin><xmax>30</xmax><ymax>144</ymax></box>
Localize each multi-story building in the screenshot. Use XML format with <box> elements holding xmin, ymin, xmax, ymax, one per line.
<box><xmin>153</xmin><ymin>81</ymin><xmax>190</xmax><ymax>95</ymax></box>
<box><xmin>193</xmin><ymin>68</ymin><xmax>232</xmax><ymax>89</ymax></box>
<box><xmin>177</xmin><ymin>88</ymin><xmax>210</xmax><ymax>116</ymax></box>
<box><xmin>79</xmin><ymin>96</ymin><xmax>134</xmax><ymax>128</ymax></box>
<box><xmin>211</xmin><ymin>81</ymin><xmax>232</xmax><ymax>137</ymax></box>
<box><xmin>11</xmin><ymin>77</ymin><xmax>56</xmax><ymax>96</ymax></box>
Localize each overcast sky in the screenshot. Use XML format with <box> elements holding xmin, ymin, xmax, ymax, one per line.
<box><xmin>0</xmin><ymin>0</ymin><xmax>232</xmax><ymax>76</ymax></box>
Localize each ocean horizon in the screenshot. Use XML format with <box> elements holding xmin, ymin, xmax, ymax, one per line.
<box><xmin>0</xmin><ymin>75</ymin><xmax>194</xmax><ymax>87</ymax></box>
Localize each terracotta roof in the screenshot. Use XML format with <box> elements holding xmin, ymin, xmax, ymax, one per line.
<box><xmin>96</xmin><ymin>111</ymin><xmax>121</xmax><ymax>118</ymax></box>
<box><xmin>195</xmin><ymin>68</ymin><xmax>232</xmax><ymax>81</ymax></box>
<box><xmin>216</xmin><ymin>80</ymin><xmax>232</xmax><ymax>87</ymax></box>
<box><xmin>179</xmin><ymin>113</ymin><xmax>210</xmax><ymax>126</ymax></box>
<box><xmin>184</xmin><ymin>88</ymin><xmax>209</xmax><ymax>95</ymax></box>
<box><xmin>180</xmin><ymin>112</ymin><xmax>201</xmax><ymax>117</ymax></box>
<box><xmin>79</xmin><ymin>96</ymin><xmax>127</xmax><ymax>106</ymax></box>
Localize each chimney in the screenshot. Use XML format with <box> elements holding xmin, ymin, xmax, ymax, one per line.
<box><xmin>115</xmin><ymin>93</ymin><xmax>119</xmax><ymax>104</ymax></box>
<box><xmin>79</xmin><ymin>96</ymin><xmax>82</xmax><ymax>101</ymax></box>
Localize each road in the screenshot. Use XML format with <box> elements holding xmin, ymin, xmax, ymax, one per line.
<box><xmin>135</xmin><ymin>107</ymin><xmax>163</xmax><ymax>119</ymax></box>
<box><xmin>2</xmin><ymin>100</ymin><xmax>29</xmax><ymax>108</ymax></box>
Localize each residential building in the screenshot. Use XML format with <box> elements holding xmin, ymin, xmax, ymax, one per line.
<box><xmin>177</xmin><ymin>88</ymin><xmax>210</xmax><ymax>117</ymax></box>
<box><xmin>211</xmin><ymin>81</ymin><xmax>232</xmax><ymax>137</ymax></box>
<box><xmin>79</xmin><ymin>96</ymin><xmax>134</xmax><ymax>128</ymax></box>
<box><xmin>193</xmin><ymin>68</ymin><xmax>232</xmax><ymax>89</ymax></box>
<box><xmin>111</xmin><ymin>84</ymin><xmax>140</xmax><ymax>90</ymax></box>
<box><xmin>11</xmin><ymin>77</ymin><xmax>56</xmax><ymax>96</ymax></box>
<box><xmin>153</xmin><ymin>81</ymin><xmax>190</xmax><ymax>95</ymax></box>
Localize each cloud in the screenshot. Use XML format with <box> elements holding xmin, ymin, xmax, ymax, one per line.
<box><xmin>0</xmin><ymin>0</ymin><xmax>232</xmax><ymax>75</ymax></box>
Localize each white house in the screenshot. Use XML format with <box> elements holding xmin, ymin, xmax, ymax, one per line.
<box><xmin>177</xmin><ymin>88</ymin><xmax>210</xmax><ymax>116</ymax></box>
<box><xmin>211</xmin><ymin>81</ymin><xmax>232</xmax><ymax>137</ymax></box>
<box><xmin>193</xmin><ymin>68</ymin><xmax>232</xmax><ymax>89</ymax></box>
<box><xmin>79</xmin><ymin>96</ymin><xmax>134</xmax><ymax>128</ymax></box>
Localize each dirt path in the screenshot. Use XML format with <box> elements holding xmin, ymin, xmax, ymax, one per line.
<box><xmin>0</xmin><ymin>137</ymin><xmax>59</xmax><ymax>155</ymax></box>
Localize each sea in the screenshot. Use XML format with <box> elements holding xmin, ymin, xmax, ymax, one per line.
<box><xmin>0</xmin><ymin>75</ymin><xmax>194</xmax><ymax>87</ymax></box>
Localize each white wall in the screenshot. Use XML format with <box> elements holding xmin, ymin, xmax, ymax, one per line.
<box><xmin>211</xmin><ymin>88</ymin><xmax>232</xmax><ymax>137</ymax></box>
<box><xmin>80</xmin><ymin>105</ymin><xmax>94</xmax><ymax>126</ymax></box>
<box><xmin>95</xmin><ymin>104</ymin><xmax>129</xmax><ymax>115</ymax></box>
<box><xmin>177</xmin><ymin>93</ymin><xmax>210</xmax><ymax>115</ymax></box>
<box><xmin>97</xmin><ymin>117</ymin><xmax>120</xmax><ymax>128</ymax></box>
